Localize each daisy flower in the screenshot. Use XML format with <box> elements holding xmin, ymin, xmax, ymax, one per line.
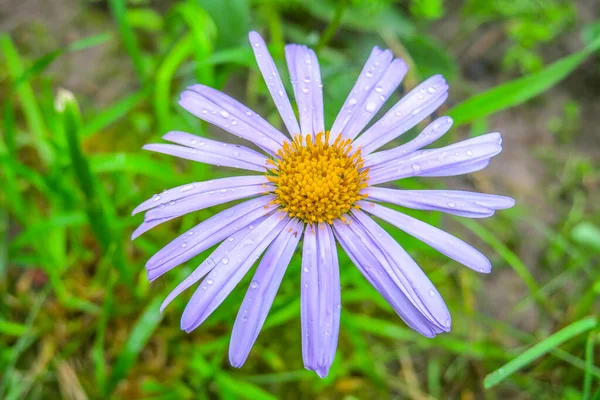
<box><xmin>132</xmin><ymin>31</ymin><xmax>515</xmax><ymax>378</ymax></box>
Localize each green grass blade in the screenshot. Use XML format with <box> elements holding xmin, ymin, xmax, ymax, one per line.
<box><xmin>449</xmin><ymin>35</ymin><xmax>600</xmax><ymax>126</ymax></box>
<box><xmin>484</xmin><ymin>316</ymin><xmax>598</xmax><ymax>389</ymax></box>
<box><xmin>108</xmin><ymin>0</ymin><xmax>147</xmax><ymax>82</ymax></box>
<box><xmin>80</xmin><ymin>88</ymin><xmax>148</xmax><ymax>139</ymax></box>
<box><xmin>106</xmin><ymin>295</ymin><xmax>164</xmax><ymax>395</ymax></box>
<box><xmin>583</xmin><ymin>332</ymin><xmax>597</xmax><ymax>400</ymax></box>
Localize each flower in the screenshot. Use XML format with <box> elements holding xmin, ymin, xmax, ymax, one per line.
<box><xmin>132</xmin><ymin>31</ymin><xmax>515</xmax><ymax>378</ymax></box>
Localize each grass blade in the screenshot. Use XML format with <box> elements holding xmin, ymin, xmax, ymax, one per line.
<box><xmin>449</xmin><ymin>36</ymin><xmax>600</xmax><ymax>126</ymax></box>
<box><xmin>484</xmin><ymin>316</ymin><xmax>598</xmax><ymax>389</ymax></box>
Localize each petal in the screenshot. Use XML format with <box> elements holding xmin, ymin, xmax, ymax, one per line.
<box><xmin>358</xmin><ymin>201</ymin><xmax>492</xmax><ymax>273</ymax></box>
<box><xmin>285</xmin><ymin>45</ymin><xmax>324</xmax><ymax>137</ymax></box>
<box><xmin>332</xmin><ymin>218</ymin><xmax>441</xmax><ymax>337</ymax></box>
<box><xmin>160</xmin><ymin>218</ymin><xmax>268</xmax><ymax>312</ymax></box>
<box><xmin>420</xmin><ymin>159</ymin><xmax>490</xmax><ymax>177</ymax></box>
<box><xmin>351</xmin><ymin>210</ymin><xmax>451</xmax><ymax>329</ymax></box>
<box><xmin>353</xmin><ymin>75</ymin><xmax>449</xmax><ymax>155</ymax></box>
<box><xmin>181</xmin><ymin>212</ymin><xmax>290</xmax><ymax>332</ymax></box>
<box><xmin>143</xmin><ymin>143</ymin><xmax>266</xmax><ymax>172</ymax></box>
<box><xmin>330</xmin><ymin>47</ymin><xmax>393</xmax><ymax>138</ymax></box>
<box><xmin>145</xmin><ymin>196</ymin><xmax>276</xmax><ymax>280</ymax></box>
<box><xmin>229</xmin><ymin>218</ymin><xmax>303</xmax><ymax>368</ymax></box>
<box><xmin>300</xmin><ymin>222</ymin><xmax>341</xmax><ymax>378</ymax></box>
<box><xmin>143</xmin><ymin>184</ymin><xmax>274</xmax><ymax>222</ymax></box>
<box><xmin>248</xmin><ymin>31</ymin><xmax>300</xmax><ymax>136</ymax></box>
<box><xmin>344</xmin><ymin>58</ymin><xmax>408</xmax><ymax>141</ymax></box>
<box><xmin>369</xmin><ymin>132</ymin><xmax>502</xmax><ymax>185</ymax></box>
<box><xmin>363</xmin><ymin>116</ymin><xmax>453</xmax><ymax>168</ymax></box>
<box><xmin>363</xmin><ymin>187</ymin><xmax>515</xmax><ymax>218</ymax></box>
<box><xmin>178</xmin><ymin>88</ymin><xmax>283</xmax><ymax>155</ymax></box>
<box><xmin>163</xmin><ymin>131</ymin><xmax>269</xmax><ymax>168</ymax></box>
<box><xmin>133</xmin><ymin>175</ymin><xmax>269</xmax><ymax>215</ymax></box>
<box><xmin>131</xmin><ymin>216</ymin><xmax>176</xmax><ymax>240</ymax></box>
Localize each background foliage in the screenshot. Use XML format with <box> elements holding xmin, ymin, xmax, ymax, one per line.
<box><xmin>1</xmin><ymin>0</ymin><xmax>599</xmax><ymax>398</ymax></box>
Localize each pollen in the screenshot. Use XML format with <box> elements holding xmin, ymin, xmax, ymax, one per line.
<box><xmin>267</xmin><ymin>132</ymin><xmax>369</xmax><ymax>224</ymax></box>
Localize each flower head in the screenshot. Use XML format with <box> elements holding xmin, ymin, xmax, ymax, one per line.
<box><xmin>133</xmin><ymin>31</ymin><xmax>515</xmax><ymax>378</ymax></box>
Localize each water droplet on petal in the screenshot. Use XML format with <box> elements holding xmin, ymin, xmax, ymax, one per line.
<box><xmin>181</xmin><ymin>242</ymin><xmax>187</xmax><ymax>248</ymax></box>
<box><xmin>220</xmin><ymin>110</ymin><xmax>229</xmax><ymax>118</ymax></box>
<box><xmin>412</xmin><ymin>163</ymin><xmax>421</xmax><ymax>174</ymax></box>
<box><xmin>447</xmin><ymin>202</ymin><xmax>456</xmax><ymax>208</ymax></box>
<box><xmin>365</xmin><ymin>71</ymin><xmax>373</xmax><ymax>78</ymax></box>
<box><xmin>301</xmin><ymin>88</ymin><xmax>309</xmax><ymax>94</ymax></box>
<box><xmin>206</xmin><ymin>279</ymin><xmax>213</xmax><ymax>285</ymax></box>
<box><xmin>222</xmin><ymin>258</ymin><xmax>229</xmax><ymax>264</ymax></box>
<box><xmin>429</xmin><ymin>289</ymin><xmax>435</xmax><ymax>297</ymax></box>
<box><xmin>466</xmin><ymin>149</ymin><xmax>473</xmax><ymax>156</ymax></box>
<box><xmin>365</xmin><ymin>102</ymin><xmax>377</xmax><ymax>112</ymax></box>
<box><xmin>251</xmin><ymin>281</ymin><xmax>259</xmax><ymax>289</ymax></box>
<box><xmin>348</xmin><ymin>98</ymin><xmax>358</xmax><ymax>106</ymax></box>
<box><xmin>375</xmin><ymin>85</ymin><xmax>383</xmax><ymax>93</ymax></box>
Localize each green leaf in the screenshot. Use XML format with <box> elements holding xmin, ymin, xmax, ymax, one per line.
<box><xmin>484</xmin><ymin>316</ymin><xmax>598</xmax><ymax>389</ymax></box>
<box><xmin>571</xmin><ymin>222</ymin><xmax>600</xmax><ymax>251</ymax></box>
<box><xmin>449</xmin><ymin>35</ymin><xmax>600</xmax><ymax>126</ymax></box>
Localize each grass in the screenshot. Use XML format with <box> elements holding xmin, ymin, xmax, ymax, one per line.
<box><xmin>1</xmin><ymin>0</ymin><xmax>599</xmax><ymax>399</ymax></box>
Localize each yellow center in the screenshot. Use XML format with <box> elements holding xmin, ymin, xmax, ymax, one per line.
<box><xmin>266</xmin><ymin>132</ymin><xmax>369</xmax><ymax>224</ymax></box>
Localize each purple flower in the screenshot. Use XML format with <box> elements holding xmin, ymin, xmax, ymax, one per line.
<box><xmin>133</xmin><ymin>31</ymin><xmax>515</xmax><ymax>378</ymax></box>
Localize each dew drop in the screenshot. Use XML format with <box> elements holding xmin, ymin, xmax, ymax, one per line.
<box><xmin>181</xmin><ymin>242</ymin><xmax>187</xmax><ymax>248</ymax></box>
<box><xmin>301</xmin><ymin>88</ymin><xmax>309</xmax><ymax>94</ymax></box>
<box><xmin>249</xmin><ymin>225</ymin><xmax>254</xmax><ymax>230</ymax></box>
<box><xmin>348</xmin><ymin>98</ymin><xmax>358</xmax><ymax>106</ymax></box>
<box><xmin>411</xmin><ymin>107</ymin><xmax>422</xmax><ymax>116</ymax></box>
<box><xmin>219</xmin><ymin>110</ymin><xmax>229</xmax><ymax>118</ymax></box>
<box><xmin>220</xmin><ymin>189</ymin><xmax>228</xmax><ymax>193</ymax></box>
<box><xmin>447</xmin><ymin>202</ymin><xmax>456</xmax><ymax>208</ymax></box>
<box><xmin>466</xmin><ymin>149</ymin><xmax>473</xmax><ymax>156</ymax></box>
<box><xmin>303</xmin><ymin>267</ymin><xmax>309</xmax><ymax>273</ymax></box>
<box><xmin>375</xmin><ymin>85</ymin><xmax>383</xmax><ymax>93</ymax></box>
<box><xmin>427</xmin><ymin>87</ymin><xmax>437</xmax><ymax>94</ymax></box>
<box><xmin>191</xmin><ymin>139</ymin><xmax>197</xmax><ymax>145</ymax></box>
<box><xmin>365</xmin><ymin>71</ymin><xmax>373</xmax><ymax>78</ymax></box>
<box><xmin>188</xmin><ymin>231</ymin><xmax>194</xmax><ymax>235</ymax></box>
<box><xmin>242</xmin><ymin>316</ymin><xmax>248</xmax><ymax>321</ymax></box>
<box><xmin>228</xmin><ymin>237</ymin><xmax>234</xmax><ymax>242</ymax></box>
<box><xmin>278</xmin><ymin>90</ymin><xmax>284</xmax><ymax>97</ymax></box>
<box><xmin>251</xmin><ymin>281</ymin><xmax>259</xmax><ymax>289</ymax></box>
<box><xmin>412</xmin><ymin>163</ymin><xmax>421</xmax><ymax>174</ymax></box>
<box><xmin>428</xmin><ymin>289</ymin><xmax>435</xmax><ymax>297</ymax></box>
<box><xmin>206</xmin><ymin>279</ymin><xmax>213</xmax><ymax>285</ymax></box>
<box><xmin>222</xmin><ymin>258</ymin><xmax>229</xmax><ymax>264</ymax></box>
<box><xmin>253</xmin><ymin>42</ymin><xmax>260</xmax><ymax>47</ymax></box>
<box><xmin>365</xmin><ymin>102</ymin><xmax>377</xmax><ymax>112</ymax></box>
<box><xmin>445</xmin><ymin>319</ymin><xmax>450</xmax><ymax>327</ymax></box>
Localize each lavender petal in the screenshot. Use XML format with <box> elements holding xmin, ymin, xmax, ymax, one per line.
<box><xmin>178</xmin><ymin>89</ymin><xmax>283</xmax><ymax>155</ymax></box>
<box><xmin>180</xmin><ymin>212</ymin><xmax>289</xmax><ymax>332</ymax></box>
<box><xmin>353</xmin><ymin>75</ymin><xmax>449</xmax><ymax>155</ymax></box>
<box><xmin>248</xmin><ymin>31</ymin><xmax>300</xmax><ymax>136</ymax></box>
<box><xmin>133</xmin><ymin>175</ymin><xmax>269</xmax><ymax>216</ymax></box>
<box><xmin>363</xmin><ymin>116</ymin><xmax>453</xmax><ymax>168</ymax></box>
<box><xmin>359</xmin><ymin>201</ymin><xmax>492</xmax><ymax>273</ymax></box>
<box><xmin>229</xmin><ymin>218</ymin><xmax>303</xmax><ymax>368</ymax></box>
<box><xmin>145</xmin><ymin>196</ymin><xmax>276</xmax><ymax>280</ymax></box>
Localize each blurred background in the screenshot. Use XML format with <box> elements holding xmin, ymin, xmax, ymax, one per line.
<box><xmin>1</xmin><ymin>0</ymin><xmax>599</xmax><ymax>399</ymax></box>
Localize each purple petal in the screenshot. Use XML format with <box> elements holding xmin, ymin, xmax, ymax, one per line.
<box><xmin>160</xmin><ymin>218</ymin><xmax>268</xmax><ymax>313</ymax></box>
<box><xmin>285</xmin><ymin>45</ymin><xmax>324</xmax><ymax>137</ymax></box>
<box><xmin>143</xmin><ymin>143</ymin><xmax>266</xmax><ymax>172</ymax></box>
<box><xmin>330</xmin><ymin>47</ymin><xmax>393</xmax><ymax>138</ymax></box>
<box><xmin>369</xmin><ymin>133</ymin><xmax>502</xmax><ymax>185</ymax></box>
<box><xmin>133</xmin><ymin>175</ymin><xmax>269</xmax><ymax>215</ymax></box>
<box><xmin>229</xmin><ymin>218</ymin><xmax>303</xmax><ymax>368</ymax></box>
<box><xmin>180</xmin><ymin>212</ymin><xmax>290</xmax><ymax>332</ymax></box>
<box><xmin>143</xmin><ymin>184</ymin><xmax>273</xmax><ymax>222</ymax></box>
<box><xmin>248</xmin><ymin>31</ymin><xmax>300</xmax><ymax>136</ymax></box>
<box><xmin>363</xmin><ymin>116</ymin><xmax>453</xmax><ymax>168</ymax></box>
<box><xmin>420</xmin><ymin>159</ymin><xmax>490</xmax><ymax>177</ymax></box>
<box><xmin>352</xmin><ymin>210</ymin><xmax>451</xmax><ymax>328</ymax></box>
<box><xmin>163</xmin><ymin>131</ymin><xmax>268</xmax><ymax>168</ymax></box>
<box><xmin>145</xmin><ymin>196</ymin><xmax>276</xmax><ymax>280</ymax></box>
<box><xmin>345</xmin><ymin>59</ymin><xmax>408</xmax><ymax>141</ymax></box>
<box><xmin>300</xmin><ymin>223</ymin><xmax>341</xmax><ymax>378</ymax></box>
<box><xmin>363</xmin><ymin>187</ymin><xmax>514</xmax><ymax>218</ymax></box>
<box><xmin>332</xmin><ymin>218</ymin><xmax>441</xmax><ymax>337</ymax></box>
<box><xmin>353</xmin><ymin>75</ymin><xmax>449</xmax><ymax>155</ymax></box>
<box><xmin>178</xmin><ymin>88</ymin><xmax>283</xmax><ymax>155</ymax></box>
<box><xmin>358</xmin><ymin>201</ymin><xmax>492</xmax><ymax>273</ymax></box>
<box><xmin>131</xmin><ymin>216</ymin><xmax>176</xmax><ymax>240</ymax></box>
